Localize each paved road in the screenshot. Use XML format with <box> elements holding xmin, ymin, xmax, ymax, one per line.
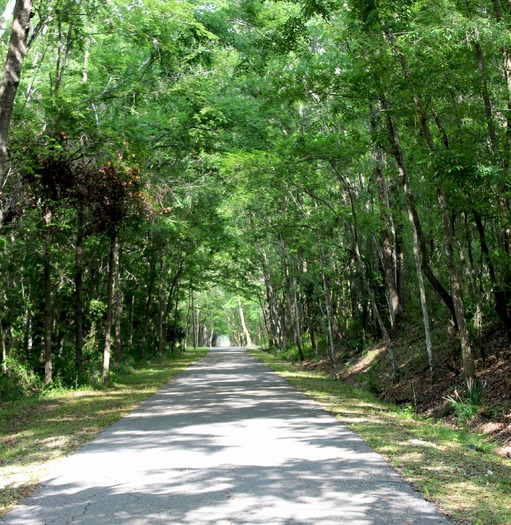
<box><xmin>2</xmin><ymin>348</ymin><xmax>454</xmax><ymax>525</ymax></box>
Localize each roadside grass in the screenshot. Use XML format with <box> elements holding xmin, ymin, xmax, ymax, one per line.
<box><xmin>251</xmin><ymin>349</ymin><xmax>511</xmax><ymax>525</ymax></box>
<box><xmin>0</xmin><ymin>348</ymin><xmax>209</xmax><ymax>516</ymax></box>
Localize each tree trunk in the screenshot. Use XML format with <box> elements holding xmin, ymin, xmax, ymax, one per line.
<box><xmin>371</xmin><ymin>120</ymin><xmax>403</xmax><ymax>329</ymax></box>
<box><xmin>183</xmin><ymin>289</ymin><xmax>191</xmax><ymax>350</ymax></box>
<box><xmin>491</xmin><ymin>1</ymin><xmax>511</xmax><ymax>282</ymax></box>
<box><xmin>54</xmin><ymin>19</ymin><xmax>73</xmax><ymax>94</ymax></box>
<box><xmin>163</xmin><ymin>261</ymin><xmax>183</xmax><ymax>345</ymax></box>
<box><xmin>282</xmin><ymin>254</ymin><xmax>303</xmax><ymax>360</ymax></box>
<box><xmin>318</xmin><ymin>237</ymin><xmax>336</xmax><ymax>368</ymax></box>
<box><xmin>171</xmin><ymin>291</ymin><xmax>180</xmax><ymax>352</ymax></box>
<box><xmin>473</xmin><ymin>37</ymin><xmax>498</xmax><ymax>153</ymax></box>
<box><xmin>74</xmin><ymin>209</ymin><xmax>84</xmax><ymax>375</ymax></box>
<box><xmin>388</xmin><ymin>44</ymin><xmax>479</xmax><ymax>373</ymax></box>
<box><xmin>238</xmin><ymin>296</ymin><xmax>252</xmax><ymax>347</ymax></box>
<box><xmin>43</xmin><ymin>206</ymin><xmax>52</xmax><ymax>385</ymax></box>
<box><xmin>113</xmin><ymin>241</ymin><xmax>122</xmax><ymax>369</ymax></box>
<box><xmin>474</xmin><ymin>211</ymin><xmax>511</xmax><ymax>329</ymax></box>
<box><xmin>157</xmin><ymin>258</ymin><xmax>165</xmax><ymax>357</ymax></box>
<box><xmin>191</xmin><ymin>291</ymin><xmax>197</xmax><ymax>349</ymax></box>
<box><xmin>102</xmin><ymin>231</ymin><xmax>118</xmax><ymax>384</ymax></box>
<box><xmin>333</xmin><ymin>161</ymin><xmax>397</xmax><ymax>378</ymax></box>
<box><xmin>391</xmin><ymin>42</ymin><xmax>478</xmax><ymax>372</ymax></box>
<box><xmin>0</xmin><ymin>319</ymin><xmax>6</xmax><ymax>371</ymax></box>
<box><xmin>383</xmin><ymin>106</ymin><xmax>457</xmax><ymax>326</ymax></box>
<box><xmin>262</xmin><ymin>249</ymin><xmax>281</xmax><ymax>349</ymax></box>
<box><xmin>140</xmin><ymin>257</ymin><xmax>156</xmax><ymax>358</ymax></box>
<box><xmin>128</xmin><ymin>291</ymin><xmax>135</xmax><ymax>353</ymax></box>
<box><xmin>411</xmin><ymin>206</ymin><xmax>434</xmax><ymax>378</ymax></box>
<box><xmin>292</xmin><ymin>278</ymin><xmax>304</xmax><ymax>360</ymax></box>
<box><xmin>0</xmin><ymin>0</ymin><xmax>33</xmax><ymax>189</ymax></box>
<box><xmin>438</xmin><ymin>189</ymin><xmax>477</xmax><ymax>380</ymax></box>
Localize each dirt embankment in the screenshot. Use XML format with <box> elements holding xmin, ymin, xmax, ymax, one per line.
<box><xmin>302</xmin><ymin>323</ymin><xmax>511</xmax><ymax>457</ymax></box>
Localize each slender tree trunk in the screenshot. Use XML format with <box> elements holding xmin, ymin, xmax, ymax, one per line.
<box><xmin>141</xmin><ymin>257</ymin><xmax>156</xmax><ymax>358</ymax></box>
<box><xmin>474</xmin><ymin>211</ymin><xmax>511</xmax><ymax>329</ymax></box>
<box><xmin>191</xmin><ymin>291</ymin><xmax>197</xmax><ymax>349</ymax></box>
<box><xmin>157</xmin><ymin>258</ymin><xmax>165</xmax><ymax>357</ymax></box>
<box><xmin>238</xmin><ymin>296</ymin><xmax>252</xmax><ymax>347</ymax></box>
<box><xmin>23</xmin><ymin>300</ymin><xmax>32</xmax><ymax>356</ymax></box>
<box><xmin>82</xmin><ymin>36</ymin><xmax>90</xmax><ymax>84</ymax></box>
<box><xmin>318</xmin><ymin>237</ymin><xmax>336</xmax><ymax>368</ymax></box>
<box><xmin>113</xmin><ymin>242</ymin><xmax>122</xmax><ymax>369</ymax></box>
<box><xmin>183</xmin><ymin>289</ymin><xmax>191</xmax><ymax>349</ymax></box>
<box><xmin>491</xmin><ymin>1</ymin><xmax>511</xmax><ymax>283</ymax></box>
<box><xmin>1</xmin><ymin>320</ymin><xmax>6</xmax><ymax>371</ymax></box>
<box><xmin>333</xmin><ymin>161</ymin><xmax>397</xmax><ymax>378</ymax></box>
<box><xmin>371</xmin><ymin>121</ymin><xmax>403</xmax><ymax>329</ymax></box>
<box><xmin>163</xmin><ymin>261</ymin><xmax>183</xmax><ymax>345</ymax></box>
<box><xmin>292</xmin><ymin>277</ymin><xmax>304</xmax><ymax>361</ymax></box>
<box><xmin>0</xmin><ymin>0</ymin><xmax>33</xmax><ymax>190</ymax></box>
<box><xmin>282</xmin><ymin>254</ymin><xmax>303</xmax><ymax>360</ymax></box>
<box><xmin>411</xmin><ymin>207</ymin><xmax>434</xmax><ymax>378</ymax></box>
<box><xmin>310</xmin><ymin>322</ymin><xmax>318</xmax><ymax>355</ymax></box>
<box><xmin>387</xmin><ymin>47</ymin><xmax>478</xmax><ymax>375</ymax></box>
<box><xmin>437</xmin><ymin>189</ymin><xmax>477</xmax><ymax>380</ymax></box>
<box><xmin>262</xmin><ymin>249</ymin><xmax>280</xmax><ymax>349</ymax></box>
<box><xmin>43</xmin><ymin>206</ymin><xmax>52</xmax><ymax>384</ymax></box>
<box><xmin>128</xmin><ymin>291</ymin><xmax>135</xmax><ymax>353</ymax></box>
<box><xmin>102</xmin><ymin>231</ymin><xmax>118</xmax><ymax>384</ymax></box>
<box><xmin>383</xmin><ymin>106</ymin><xmax>457</xmax><ymax>325</ymax></box>
<box><xmin>461</xmin><ymin>212</ymin><xmax>483</xmax><ymax>351</ymax></box>
<box><xmin>74</xmin><ymin>209</ymin><xmax>84</xmax><ymax>375</ymax></box>
<box><xmin>395</xmin><ymin>223</ymin><xmax>406</xmax><ymax>315</ymax></box>
<box><xmin>196</xmin><ymin>309</ymin><xmax>203</xmax><ymax>347</ymax></box>
<box><xmin>474</xmin><ymin>38</ymin><xmax>498</xmax><ymax>152</ymax></box>
<box><xmin>171</xmin><ymin>291</ymin><xmax>180</xmax><ymax>352</ymax></box>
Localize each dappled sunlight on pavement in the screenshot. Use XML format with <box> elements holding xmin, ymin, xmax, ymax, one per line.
<box><xmin>1</xmin><ymin>348</ymin><xmax>453</xmax><ymax>525</ymax></box>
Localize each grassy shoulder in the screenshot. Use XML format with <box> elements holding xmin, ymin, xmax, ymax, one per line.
<box><xmin>251</xmin><ymin>348</ymin><xmax>511</xmax><ymax>525</ymax></box>
<box><xmin>0</xmin><ymin>347</ymin><xmax>209</xmax><ymax>516</ymax></box>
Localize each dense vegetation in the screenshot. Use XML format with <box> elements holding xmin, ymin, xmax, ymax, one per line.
<box><xmin>0</xmin><ymin>0</ymin><xmax>510</xmax><ymax>402</ymax></box>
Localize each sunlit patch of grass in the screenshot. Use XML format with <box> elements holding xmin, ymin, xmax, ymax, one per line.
<box><xmin>251</xmin><ymin>348</ymin><xmax>511</xmax><ymax>525</ymax></box>
<box><xmin>0</xmin><ymin>348</ymin><xmax>208</xmax><ymax>516</ymax></box>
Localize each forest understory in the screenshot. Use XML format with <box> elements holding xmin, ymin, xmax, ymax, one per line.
<box><xmin>298</xmin><ymin>322</ymin><xmax>511</xmax><ymax>458</ymax></box>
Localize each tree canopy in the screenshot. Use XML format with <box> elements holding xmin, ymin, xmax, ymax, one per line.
<box><xmin>0</xmin><ymin>0</ymin><xmax>510</xmax><ymax>394</ymax></box>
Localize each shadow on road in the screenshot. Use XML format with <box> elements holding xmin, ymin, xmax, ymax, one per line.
<box><xmin>1</xmin><ymin>348</ymin><xmax>452</xmax><ymax>525</ymax></box>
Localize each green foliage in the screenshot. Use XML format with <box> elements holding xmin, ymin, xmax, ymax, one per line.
<box><xmin>0</xmin><ymin>358</ymin><xmax>41</xmax><ymax>401</ymax></box>
<box><xmin>1</xmin><ymin>0</ymin><xmax>511</xmax><ymax>407</ymax></box>
<box><xmin>445</xmin><ymin>378</ymin><xmax>485</xmax><ymax>423</ymax></box>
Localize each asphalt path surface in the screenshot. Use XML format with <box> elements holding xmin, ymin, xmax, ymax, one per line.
<box><xmin>2</xmin><ymin>347</ymin><xmax>454</xmax><ymax>525</ymax></box>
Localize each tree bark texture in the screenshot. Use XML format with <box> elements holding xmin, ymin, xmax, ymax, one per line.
<box><xmin>74</xmin><ymin>210</ymin><xmax>84</xmax><ymax>375</ymax></box>
<box><xmin>158</xmin><ymin>259</ymin><xmax>165</xmax><ymax>357</ymax></box>
<box><xmin>383</xmin><ymin>108</ymin><xmax>457</xmax><ymax>325</ymax></box>
<box><xmin>113</xmin><ymin>242</ymin><xmax>122</xmax><ymax>368</ymax></box>
<box><xmin>334</xmin><ymin>162</ymin><xmax>397</xmax><ymax>378</ymax></box>
<box><xmin>318</xmin><ymin>238</ymin><xmax>336</xmax><ymax>368</ymax></box>
<box><xmin>43</xmin><ymin>207</ymin><xmax>52</xmax><ymax>384</ymax></box>
<box><xmin>371</xmin><ymin>116</ymin><xmax>403</xmax><ymax>329</ymax></box>
<box><xmin>437</xmin><ymin>188</ymin><xmax>477</xmax><ymax>380</ymax></box>
<box><xmin>0</xmin><ymin>0</ymin><xmax>33</xmax><ymax>189</ymax></box>
<box><xmin>141</xmin><ymin>257</ymin><xmax>156</xmax><ymax>358</ymax></box>
<box><xmin>102</xmin><ymin>232</ymin><xmax>119</xmax><ymax>384</ymax></box>
<box><xmin>238</xmin><ymin>296</ymin><xmax>252</xmax><ymax>347</ymax></box>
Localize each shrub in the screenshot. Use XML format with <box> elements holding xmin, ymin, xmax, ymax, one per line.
<box><xmin>0</xmin><ymin>357</ymin><xmax>41</xmax><ymax>400</ymax></box>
